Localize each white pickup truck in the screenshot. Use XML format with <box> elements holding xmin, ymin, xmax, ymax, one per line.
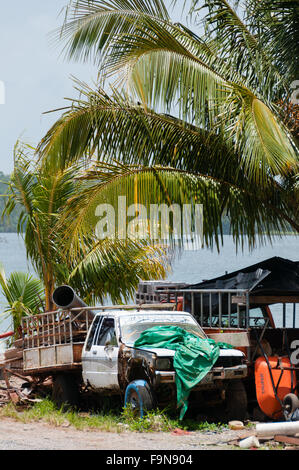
<box><xmin>17</xmin><ymin>287</ymin><xmax>248</xmax><ymax>420</ymax></box>
<box><xmin>81</xmin><ymin>309</ymin><xmax>248</xmax><ymax>419</ymax></box>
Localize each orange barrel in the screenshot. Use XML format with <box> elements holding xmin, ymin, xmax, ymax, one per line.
<box><xmin>255</xmin><ymin>356</ymin><xmax>297</xmax><ymax>419</ymax></box>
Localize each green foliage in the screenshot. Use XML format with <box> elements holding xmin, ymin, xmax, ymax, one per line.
<box><xmin>121</xmin><ymin>405</ymin><xmax>179</xmax><ymax>432</ymax></box>
<box><xmin>0</xmin><ymin>172</ymin><xmax>22</xmax><ymax>233</ymax></box>
<box><xmin>0</xmin><ymin>398</ymin><xmax>228</xmax><ymax>433</ymax></box>
<box><xmin>0</xmin><ymin>265</ymin><xmax>45</xmax><ymax>339</ymax></box>
<box><xmin>35</xmin><ymin>0</ymin><xmax>298</xmax><ymax>252</ymax></box>
<box><xmin>2</xmin><ymin>143</ymin><xmax>170</xmax><ymax>309</ymax></box>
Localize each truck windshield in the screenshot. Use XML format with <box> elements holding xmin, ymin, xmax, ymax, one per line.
<box><xmin>119</xmin><ymin>313</ymin><xmax>206</xmax><ymax>345</ymax></box>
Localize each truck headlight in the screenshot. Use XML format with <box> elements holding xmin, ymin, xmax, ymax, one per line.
<box><xmin>156</xmin><ymin>358</ymin><xmax>172</xmax><ymax>371</ymax></box>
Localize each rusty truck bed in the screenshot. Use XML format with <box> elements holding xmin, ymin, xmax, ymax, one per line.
<box><xmin>3</xmin><ymin>303</ymin><xmax>175</xmax><ymax>378</ymax></box>
<box><xmin>22</xmin><ymin>342</ymin><xmax>84</xmax><ymax>375</ymax></box>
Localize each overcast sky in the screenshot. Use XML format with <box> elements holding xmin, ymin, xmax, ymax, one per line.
<box><xmin>0</xmin><ymin>1</ymin><xmax>192</xmax><ymax>174</ymax></box>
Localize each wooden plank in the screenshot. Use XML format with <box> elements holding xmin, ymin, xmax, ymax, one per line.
<box><xmin>22</xmin><ymin>320</ymin><xmax>72</xmax><ymax>330</ymax></box>
<box><xmin>2</xmin><ymin>368</ymin><xmax>11</xmax><ymax>390</ymax></box>
<box><xmin>274</xmin><ymin>435</ymin><xmax>299</xmax><ymax>446</ymax></box>
<box><xmin>73</xmin><ymin>344</ymin><xmax>84</xmax><ymax>363</ymax></box>
<box><xmin>4</xmin><ymin>369</ymin><xmax>31</xmax><ymax>381</ymax></box>
<box><xmin>4</xmin><ymin>349</ymin><xmax>23</xmax><ymax>361</ymax></box>
<box><xmin>12</xmin><ymin>339</ymin><xmax>24</xmax><ymax>349</ymax></box>
<box><xmin>232</xmin><ymin>296</ymin><xmax>246</xmax><ymax>305</ymax></box>
<box><xmin>232</xmin><ymin>295</ymin><xmax>299</xmax><ymax>306</ymax></box>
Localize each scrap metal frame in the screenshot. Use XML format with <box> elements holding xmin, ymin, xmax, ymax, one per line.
<box><xmin>158</xmin><ymin>288</ymin><xmax>299</xmax><ymax>329</ymax></box>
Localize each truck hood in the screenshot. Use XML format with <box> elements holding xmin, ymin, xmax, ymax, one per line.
<box><xmin>131</xmin><ymin>345</ymin><xmax>244</xmax><ymax>358</ymax></box>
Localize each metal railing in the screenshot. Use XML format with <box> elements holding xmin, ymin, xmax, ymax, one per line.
<box><xmin>21</xmin><ymin>309</ymin><xmax>92</xmax><ymax>350</ymax></box>
<box><xmin>157</xmin><ymin>288</ymin><xmax>299</xmax><ymax>329</ymax></box>
<box><xmin>21</xmin><ymin>303</ymin><xmax>175</xmax><ymax>350</ymax></box>
<box><xmin>157</xmin><ymin>289</ymin><xmax>251</xmax><ymax>329</ymax></box>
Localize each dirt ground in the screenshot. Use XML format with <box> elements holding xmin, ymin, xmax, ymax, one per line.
<box><xmin>0</xmin><ymin>373</ymin><xmax>290</xmax><ymax>452</ymax></box>
<box><xmin>0</xmin><ymin>373</ymin><xmax>249</xmax><ymax>451</ymax></box>
<box><xmin>0</xmin><ymin>416</ymin><xmax>256</xmax><ymax>451</ymax></box>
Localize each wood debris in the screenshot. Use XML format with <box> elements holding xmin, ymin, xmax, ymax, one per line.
<box><xmin>274</xmin><ymin>435</ymin><xmax>299</xmax><ymax>447</ymax></box>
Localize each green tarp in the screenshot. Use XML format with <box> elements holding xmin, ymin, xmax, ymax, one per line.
<box><xmin>134</xmin><ymin>326</ymin><xmax>234</xmax><ymax>419</ymax></box>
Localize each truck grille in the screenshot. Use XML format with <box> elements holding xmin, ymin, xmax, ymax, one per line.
<box><xmin>214</xmin><ymin>356</ymin><xmax>243</xmax><ymax>368</ymax></box>
<box><xmin>157</xmin><ymin>355</ymin><xmax>243</xmax><ymax>372</ymax></box>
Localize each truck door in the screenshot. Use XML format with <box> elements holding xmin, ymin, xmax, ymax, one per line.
<box><xmin>83</xmin><ymin>316</ymin><xmax>119</xmax><ymax>390</ymax></box>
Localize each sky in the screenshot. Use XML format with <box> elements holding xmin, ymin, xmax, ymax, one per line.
<box><xmin>0</xmin><ymin>0</ymin><xmax>193</xmax><ymax>175</ymax></box>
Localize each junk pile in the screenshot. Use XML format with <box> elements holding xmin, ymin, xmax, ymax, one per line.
<box><xmin>0</xmin><ymin>332</ymin><xmax>50</xmax><ymax>407</ymax></box>
<box><xmin>0</xmin><ymin>360</ymin><xmax>52</xmax><ymax>408</ymax></box>
<box><xmin>0</xmin><ymin>370</ymin><xmax>43</xmax><ymax>407</ymax></box>
<box><xmin>226</xmin><ymin>420</ymin><xmax>299</xmax><ymax>450</ymax></box>
<box><xmin>183</xmin><ymin>257</ymin><xmax>299</xmax><ymax>424</ymax></box>
<box><xmin>0</xmin><ymin>361</ymin><xmax>52</xmax><ymax>407</ymax></box>
<box><xmin>204</xmin><ymin>374</ymin><xmax>299</xmax><ymax>449</ymax></box>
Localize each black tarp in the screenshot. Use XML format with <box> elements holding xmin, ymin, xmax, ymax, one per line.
<box><xmin>187</xmin><ymin>257</ymin><xmax>299</xmax><ymax>296</ymax></box>
<box><xmin>184</xmin><ymin>257</ymin><xmax>299</xmax><ymax>321</ymax></box>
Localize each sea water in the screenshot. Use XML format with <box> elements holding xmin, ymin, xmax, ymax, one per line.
<box><xmin>0</xmin><ymin>233</ymin><xmax>298</xmax><ymax>350</ymax></box>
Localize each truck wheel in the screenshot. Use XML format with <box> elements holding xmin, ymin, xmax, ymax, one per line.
<box><xmin>124</xmin><ymin>380</ymin><xmax>154</xmax><ymax>418</ymax></box>
<box><xmin>283</xmin><ymin>393</ymin><xmax>299</xmax><ymax>420</ymax></box>
<box><xmin>225</xmin><ymin>380</ymin><xmax>248</xmax><ymax>422</ymax></box>
<box><xmin>52</xmin><ymin>374</ymin><xmax>79</xmax><ymax>410</ymax></box>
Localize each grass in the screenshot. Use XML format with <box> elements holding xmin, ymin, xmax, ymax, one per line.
<box><xmin>0</xmin><ymin>399</ymin><xmax>228</xmax><ymax>434</ymax></box>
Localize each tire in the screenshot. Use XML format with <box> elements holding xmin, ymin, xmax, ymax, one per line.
<box><xmin>52</xmin><ymin>374</ymin><xmax>79</xmax><ymax>410</ymax></box>
<box><xmin>225</xmin><ymin>380</ymin><xmax>248</xmax><ymax>422</ymax></box>
<box><xmin>283</xmin><ymin>393</ymin><xmax>299</xmax><ymax>420</ymax></box>
<box><xmin>124</xmin><ymin>380</ymin><xmax>154</xmax><ymax>418</ymax></box>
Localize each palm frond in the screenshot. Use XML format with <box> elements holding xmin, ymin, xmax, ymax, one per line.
<box><xmin>184</xmin><ymin>0</ymin><xmax>289</xmax><ymax>99</ymax></box>
<box><xmin>68</xmin><ymin>238</ymin><xmax>170</xmax><ymax>304</ymax></box>
<box><xmin>55</xmin><ymin>162</ymin><xmax>298</xmax><ymax>255</ymax></box>
<box><xmin>35</xmin><ymin>0</ymin><xmax>299</xmax><ymax>259</ymax></box>
<box><xmin>245</xmin><ymin>0</ymin><xmax>299</xmax><ymax>86</ymax></box>
<box><xmin>56</xmin><ymin>0</ymin><xmax>170</xmax><ymax>66</ymax></box>
<box><xmin>37</xmin><ymin>84</ymin><xmax>298</xmax><ymax>185</ymax></box>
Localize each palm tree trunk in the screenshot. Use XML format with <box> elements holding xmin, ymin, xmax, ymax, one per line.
<box><xmin>45</xmin><ymin>274</ymin><xmax>55</xmax><ymax>312</ymax></box>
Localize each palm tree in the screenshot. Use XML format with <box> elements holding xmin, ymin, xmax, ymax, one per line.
<box><xmin>36</xmin><ymin>0</ymin><xmax>298</xmax><ymax>249</ymax></box>
<box><xmin>0</xmin><ymin>266</ymin><xmax>45</xmax><ymax>341</ymax></box>
<box><xmin>3</xmin><ymin>143</ymin><xmax>169</xmax><ymax>311</ymax></box>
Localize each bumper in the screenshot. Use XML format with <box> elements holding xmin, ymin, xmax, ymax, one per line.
<box><xmin>155</xmin><ymin>364</ymin><xmax>247</xmax><ymax>386</ymax></box>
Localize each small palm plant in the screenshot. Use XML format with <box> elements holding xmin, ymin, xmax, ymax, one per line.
<box><xmin>0</xmin><ymin>266</ymin><xmax>45</xmax><ymax>342</ymax></box>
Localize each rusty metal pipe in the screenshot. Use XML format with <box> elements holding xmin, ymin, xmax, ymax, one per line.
<box><xmin>52</xmin><ymin>285</ymin><xmax>96</xmax><ymax>319</ymax></box>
